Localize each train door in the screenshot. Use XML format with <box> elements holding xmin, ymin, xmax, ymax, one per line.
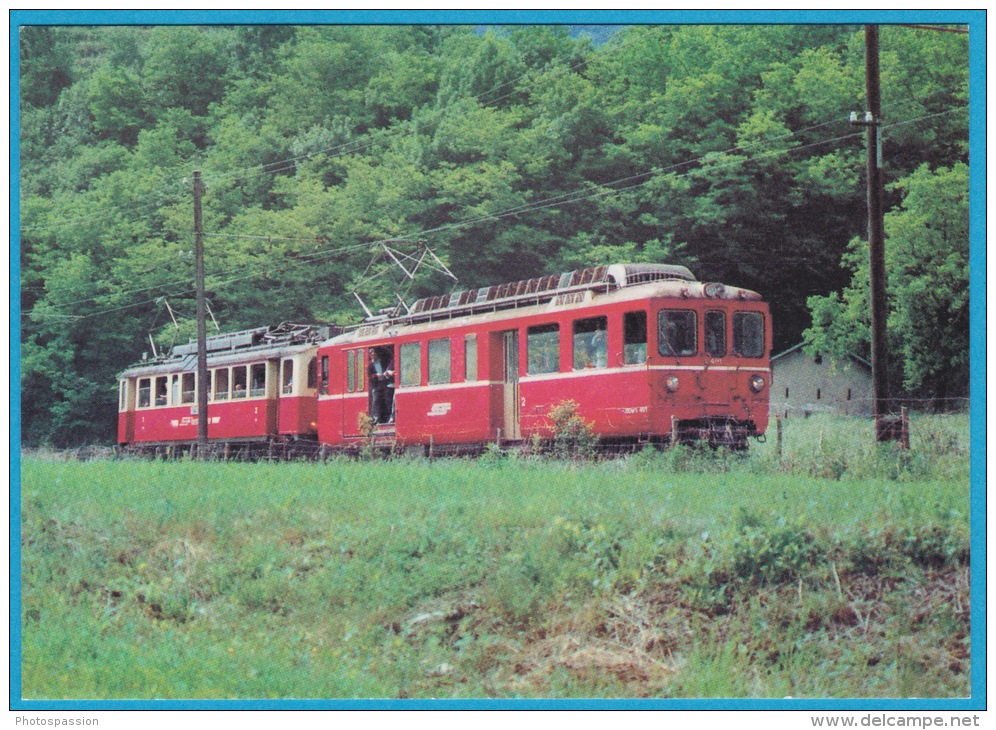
<box><xmin>500</xmin><ymin>330</ymin><xmax>521</xmax><ymax>440</ymax></box>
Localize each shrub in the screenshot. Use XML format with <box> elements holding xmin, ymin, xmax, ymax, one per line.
<box><xmin>547</xmin><ymin>400</ymin><xmax>598</xmax><ymax>460</ymax></box>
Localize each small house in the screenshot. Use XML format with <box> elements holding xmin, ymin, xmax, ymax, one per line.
<box><xmin>770</xmin><ymin>343</ymin><xmax>872</xmax><ymax>418</ymax></box>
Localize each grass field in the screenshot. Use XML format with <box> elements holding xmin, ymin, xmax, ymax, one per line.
<box><xmin>19</xmin><ymin>414</ymin><xmax>971</xmax><ymax>700</ymax></box>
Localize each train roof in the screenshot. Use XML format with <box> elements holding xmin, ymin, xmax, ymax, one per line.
<box><xmin>327</xmin><ymin>263</ymin><xmax>763</xmax><ymax>346</ymax></box>
<box><xmin>118</xmin><ymin>322</ymin><xmax>336</xmax><ymax>378</ymax></box>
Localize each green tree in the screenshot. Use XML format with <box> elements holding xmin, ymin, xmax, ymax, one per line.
<box><xmin>804</xmin><ymin>163</ymin><xmax>969</xmax><ymax>403</ymax></box>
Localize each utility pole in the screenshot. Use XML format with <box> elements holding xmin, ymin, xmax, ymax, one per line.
<box><xmin>865</xmin><ymin>25</ymin><xmax>889</xmax><ymax>441</ymax></box>
<box><xmin>193</xmin><ymin>170</ymin><xmax>209</xmax><ymax>453</ymax></box>
<box><xmin>852</xmin><ymin>25</ymin><xmax>889</xmax><ymax>441</ymax></box>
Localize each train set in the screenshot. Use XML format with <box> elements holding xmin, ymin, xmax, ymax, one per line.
<box><xmin>117</xmin><ymin>263</ymin><xmax>771</xmax><ymax>455</ymax></box>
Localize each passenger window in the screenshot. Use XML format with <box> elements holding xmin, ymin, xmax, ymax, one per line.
<box><xmin>428</xmin><ymin>338</ymin><xmax>451</xmax><ymax>384</ymax></box>
<box><xmin>320</xmin><ymin>356</ymin><xmax>329</xmax><ymax>394</ymax></box>
<box><xmin>400</xmin><ymin>342</ymin><xmax>421</xmax><ymax>387</ymax></box>
<box><xmin>573</xmin><ymin>316</ymin><xmax>607</xmax><ymax>369</ymax></box>
<box><xmin>250</xmin><ymin>363</ymin><xmax>266</xmax><ymax>397</ymax></box>
<box><xmin>307</xmin><ymin>357</ymin><xmax>318</xmax><ymax>390</ymax></box>
<box><xmin>658</xmin><ymin>310</ymin><xmax>697</xmax><ymax>357</ymax></box>
<box><xmin>214</xmin><ymin>368</ymin><xmax>229</xmax><ymax>401</ymax></box>
<box><xmin>527</xmin><ymin>324</ymin><xmax>559</xmax><ymax>374</ymax></box>
<box><xmin>346</xmin><ymin>351</ymin><xmax>356</xmax><ymax>393</ymax></box>
<box><xmin>705</xmin><ymin>311</ymin><xmax>727</xmax><ymax>357</ymax></box>
<box><xmin>733</xmin><ymin>312</ymin><xmax>765</xmax><ymax>358</ymax></box>
<box><xmin>464</xmin><ymin>335</ymin><xmax>477</xmax><ymax>382</ymax></box>
<box><xmin>154</xmin><ymin>376</ymin><xmax>168</xmax><ymax>407</ymax></box>
<box><xmin>233</xmin><ymin>366</ymin><xmax>248</xmax><ymax>398</ymax></box>
<box><xmin>182</xmin><ymin>373</ymin><xmax>195</xmax><ymax>404</ymax></box>
<box><xmin>119</xmin><ymin>381</ymin><xmax>127</xmax><ymax>410</ymax></box>
<box><xmin>171</xmin><ymin>375</ymin><xmax>180</xmax><ymax>405</ymax></box>
<box><xmin>138</xmin><ymin>378</ymin><xmax>151</xmax><ymax>408</ymax></box>
<box><xmin>282</xmin><ymin>359</ymin><xmax>294</xmax><ymax>395</ymax></box>
<box><xmin>624</xmin><ymin>311</ymin><xmax>647</xmax><ymax>364</ymax></box>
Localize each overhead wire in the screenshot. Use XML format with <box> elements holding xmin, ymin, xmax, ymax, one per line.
<box><xmin>24</xmin><ymin>104</ymin><xmax>966</xmax><ymax>322</ymax></box>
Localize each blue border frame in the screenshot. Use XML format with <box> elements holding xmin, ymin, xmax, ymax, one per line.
<box><xmin>10</xmin><ymin>8</ymin><xmax>986</xmax><ymax>712</ymax></box>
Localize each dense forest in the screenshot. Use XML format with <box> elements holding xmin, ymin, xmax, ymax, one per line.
<box><xmin>18</xmin><ymin>24</ymin><xmax>969</xmax><ymax>446</ymax></box>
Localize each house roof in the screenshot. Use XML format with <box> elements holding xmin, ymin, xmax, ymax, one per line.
<box><xmin>771</xmin><ymin>342</ymin><xmax>871</xmax><ymax>368</ymax></box>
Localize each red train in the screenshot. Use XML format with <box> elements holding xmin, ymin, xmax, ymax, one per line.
<box><xmin>117</xmin><ymin>263</ymin><xmax>771</xmax><ymax>453</ymax></box>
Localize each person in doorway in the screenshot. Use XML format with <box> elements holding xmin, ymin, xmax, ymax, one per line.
<box><xmin>367</xmin><ymin>347</ymin><xmax>394</xmax><ymax>424</ymax></box>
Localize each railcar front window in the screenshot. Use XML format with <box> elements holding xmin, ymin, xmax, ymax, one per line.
<box><xmin>733</xmin><ymin>312</ymin><xmax>765</xmax><ymax>358</ymax></box>
<box><xmin>346</xmin><ymin>352</ymin><xmax>355</xmax><ymax>393</ymax></box>
<box><xmin>624</xmin><ymin>311</ymin><xmax>647</xmax><ymax>364</ymax></box>
<box><xmin>428</xmin><ymin>338</ymin><xmax>451</xmax><ymax>384</ymax></box>
<box><xmin>400</xmin><ymin>342</ymin><xmax>421</xmax><ymax>387</ymax></box>
<box><xmin>705</xmin><ymin>311</ymin><xmax>727</xmax><ymax>358</ymax></box>
<box><xmin>658</xmin><ymin>310</ymin><xmax>697</xmax><ymax>357</ymax></box>
<box><xmin>119</xmin><ymin>381</ymin><xmax>128</xmax><ymax>410</ymax></box>
<box><xmin>527</xmin><ymin>324</ymin><xmax>559</xmax><ymax>374</ymax></box>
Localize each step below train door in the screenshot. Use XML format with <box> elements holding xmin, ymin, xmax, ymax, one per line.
<box><xmin>500</xmin><ymin>330</ymin><xmax>521</xmax><ymax>441</ymax></box>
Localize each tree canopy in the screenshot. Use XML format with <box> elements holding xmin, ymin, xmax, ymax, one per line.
<box><xmin>18</xmin><ymin>24</ymin><xmax>970</xmax><ymax>445</ymax></box>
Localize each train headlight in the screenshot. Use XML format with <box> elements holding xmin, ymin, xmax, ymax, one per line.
<box><xmin>749</xmin><ymin>374</ymin><xmax>766</xmax><ymax>393</ymax></box>
<box><xmin>665</xmin><ymin>376</ymin><xmax>680</xmax><ymax>392</ymax></box>
<box><xmin>704</xmin><ymin>282</ymin><xmax>726</xmax><ymax>298</ymax></box>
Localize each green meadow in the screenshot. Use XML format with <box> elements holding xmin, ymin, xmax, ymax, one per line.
<box><xmin>20</xmin><ymin>415</ymin><xmax>971</xmax><ymax>699</ymax></box>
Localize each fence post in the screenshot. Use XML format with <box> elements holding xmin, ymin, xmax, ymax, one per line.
<box><xmin>671</xmin><ymin>415</ymin><xmax>678</xmax><ymax>446</ymax></box>
<box><xmin>900</xmin><ymin>406</ymin><xmax>910</xmax><ymax>450</ymax></box>
<box><xmin>776</xmin><ymin>414</ymin><xmax>783</xmax><ymax>459</ymax></box>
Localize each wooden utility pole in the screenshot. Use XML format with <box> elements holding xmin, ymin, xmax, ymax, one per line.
<box><xmin>863</xmin><ymin>25</ymin><xmax>889</xmax><ymax>440</ymax></box>
<box><xmin>193</xmin><ymin>170</ymin><xmax>209</xmax><ymax>452</ymax></box>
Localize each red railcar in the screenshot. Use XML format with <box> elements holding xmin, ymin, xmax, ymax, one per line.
<box><xmin>316</xmin><ymin>263</ymin><xmax>770</xmax><ymax>451</ymax></box>
<box><xmin>117</xmin><ymin>264</ymin><xmax>770</xmax><ymax>452</ymax></box>
<box><xmin>117</xmin><ymin>323</ymin><xmax>332</xmax><ymax>448</ymax></box>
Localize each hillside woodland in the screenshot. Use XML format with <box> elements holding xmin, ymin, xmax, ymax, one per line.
<box><xmin>19</xmin><ymin>24</ymin><xmax>969</xmax><ymax>446</ymax></box>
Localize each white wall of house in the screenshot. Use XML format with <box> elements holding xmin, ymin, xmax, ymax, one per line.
<box><xmin>770</xmin><ymin>346</ymin><xmax>873</xmax><ymax>418</ymax></box>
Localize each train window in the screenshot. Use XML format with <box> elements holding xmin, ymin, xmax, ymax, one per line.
<box><xmin>233</xmin><ymin>366</ymin><xmax>248</xmax><ymax>398</ymax></box>
<box><xmin>307</xmin><ymin>357</ymin><xmax>318</xmax><ymax>389</ymax></box>
<box><xmin>465</xmin><ymin>334</ymin><xmax>477</xmax><ymax>382</ymax></box>
<box><xmin>428</xmin><ymin>338</ymin><xmax>451</xmax><ymax>384</ymax></box>
<box><xmin>573</xmin><ymin>316</ymin><xmax>607</xmax><ymax>369</ymax></box>
<box><xmin>658</xmin><ymin>310</ymin><xmax>697</xmax><ymax>357</ymax></box>
<box><xmin>282</xmin><ymin>359</ymin><xmax>294</xmax><ymax>395</ymax></box>
<box><xmin>346</xmin><ymin>352</ymin><xmax>356</xmax><ymax>393</ymax></box>
<box><xmin>357</xmin><ymin>350</ymin><xmax>365</xmax><ymax>391</ymax></box>
<box><xmin>138</xmin><ymin>378</ymin><xmax>151</xmax><ymax>408</ymax></box>
<box><xmin>182</xmin><ymin>373</ymin><xmax>195</xmax><ymax>404</ymax></box>
<box><xmin>733</xmin><ymin>312</ymin><xmax>765</xmax><ymax>358</ymax></box>
<box><xmin>527</xmin><ymin>324</ymin><xmax>559</xmax><ymax>374</ymax></box>
<box><xmin>320</xmin><ymin>356</ymin><xmax>329</xmax><ymax>394</ymax></box>
<box><xmin>250</xmin><ymin>363</ymin><xmax>266</xmax><ymax>397</ymax></box>
<box><xmin>119</xmin><ymin>381</ymin><xmax>127</xmax><ymax>411</ymax></box>
<box><xmin>705</xmin><ymin>311</ymin><xmax>727</xmax><ymax>357</ymax></box>
<box><xmin>154</xmin><ymin>376</ymin><xmax>168</xmax><ymax>407</ymax></box>
<box><xmin>624</xmin><ymin>311</ymin><xmax>647</xmax><ymax>364</ymax></box>
<box><xmin>171</xmin><ymin>374</ymin><xmax>180</xmax><ymax>405</ymax></box>
<box><xmin>400</xmin><ymin>342</ymin><xmax>421</xmax><ymax>387</ymax></box>
<box><xmin>214</xmin><ymin>368</ymin><xmax>229</xmax><ymax>401</ymax></box>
